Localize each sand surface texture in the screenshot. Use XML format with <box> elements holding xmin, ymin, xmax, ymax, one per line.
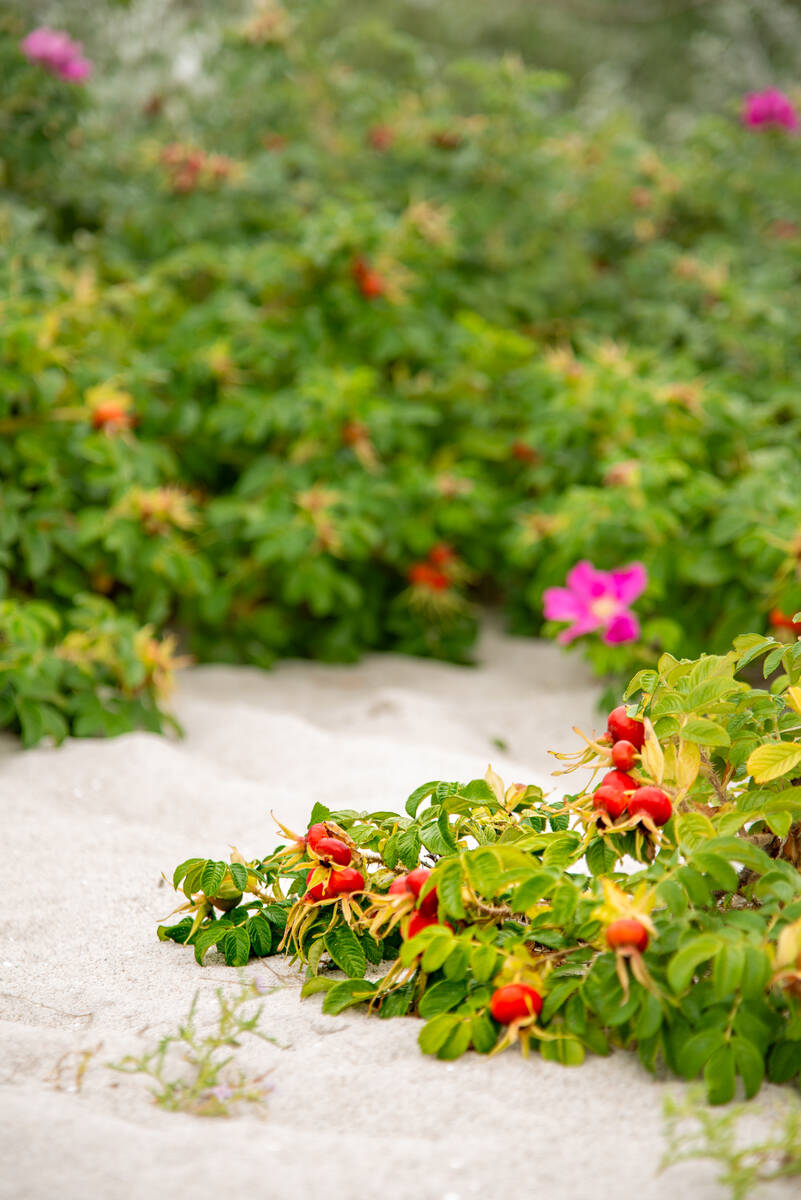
<box><xmin>1</xmin><ymin>631</ymin><xmax>793</xmax><ymax>1199</ymax></box>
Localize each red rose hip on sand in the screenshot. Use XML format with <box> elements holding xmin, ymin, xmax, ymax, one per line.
<box><xmin>489</xmin><ymin>983</ymin><xmax>543</xmax><ymax>1024</ymax></box>
<box><xmin>605</xmin><ymin>918</ymin><xmax>649</xmax><ymax>953</ymax></box>
<box><xmin>607</xmin><ymin>706</ymin><xmax>645</xmax><ymax>749</ymax></box>
<box><xmin>611</xmin><ymin>740</ymin><xmax>637</xmax><ymax>771</ymax></box>
<box><xmin>628</xmin><ymin>785</ymin><xmax>672</xmax><ymax>827</ymax></box>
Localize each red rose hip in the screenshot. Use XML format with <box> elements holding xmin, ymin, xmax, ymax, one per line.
<box><xmin>592</xmin><ymin>784</ymin><xmax>628</xmax><ymax>822</ymax></box>
<box><xmin>601</xmin><ymin>769</ymin><xmax>640</xmax><ymax>794</ymax></box>
<box><xmin>611</xmin><ymin>740</ymin><xmax>637</xmax><ymax>771</ymax></box>
<box><xmin>489</xmin><ymin>983</ymin><xmax>543</xmax><ymax>1024</ymax></box>
<box><xmin>628</xmin><ymin>786</ymin><xmax>672</xmax><ymax>827</ymax></box>
<box><xmin>605</xmin><ymin>918</ymin><xmax>649</xmax><ymax>952</ymax></box>
<box><xmin>607</xmin><ymin>706</ymin><xmax>645</xmax><ymax>750</ymax></box>
<box><xmin>330</xmin><ymin>867</ymin><xmax>365</xmax><ymax>895</ymax></box>
<box><xmin>313</xmin><ymin>836</ymin><xmax>352</xmax><ymax>866</ymax></box>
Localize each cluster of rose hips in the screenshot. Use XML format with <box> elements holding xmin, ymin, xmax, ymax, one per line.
<box><xmin>303</xmin><ymin>823</ymin><xmax>364</xmax><ymax>902</ymax></box>
<box><xmin>406</xmin><ymin>543</ymin><xmax>458</xmax><ymax>592</ymax></box>
<box><xmin>351</xmin><ymin>256</ymin><xmax>386</xmax><ymax>300</ymax></box>
<box><xmin>592</xmin><ymin>705</ymin><xmax>672</xmax><ymax>828</ymax></box>
<box><xmin>160</xmin><ymin>144</ymin><xmax>236</xmax><ymax>194</ymax></box>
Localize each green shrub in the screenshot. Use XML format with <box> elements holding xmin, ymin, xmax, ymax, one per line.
<box><xmin>3</xmin><ymin>3</ymin><xmax>801</xmax><ymax>741</ymax></box>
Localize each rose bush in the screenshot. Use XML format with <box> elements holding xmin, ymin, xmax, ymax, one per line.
<box><xmin>160</xmin><ymin>634</ymin><xmax>801</xmax><ymax>1102</ymax></box>
<box><xmin>3</xmin><ymin>4</ymin><xmax>801</xmax><ymax>740</ymax></box>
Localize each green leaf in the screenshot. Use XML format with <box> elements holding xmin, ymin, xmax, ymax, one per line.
<box><xmin>539</xmin><ymin>1032</ymin><xmax>585</xmax><ymax>1066</ymax></box>
<box><xmin>324</xmin><ymin>925</ymin><xmax>367</xmax><ymax>978</ymax></box>
<box><xmin>732</xmin><ymin>1037</ymin><xmax>765</xmax><ymax>1099</ymax></box>
<box><xmin>470</xmin><ymin>1011</ymin><xmax>499</xmax><ymax>1054</ymax></box>
<box><xmin>322</xmin><ymin>979</ymin><xmax>377</xmax><ymax>1015</ymax></box>
<box><xmin>712</xmin><ymin>942</ymin><xmax>744</xmax><ymax>1001</ymax></box>
<box><xmin>435</xmin><ymin>860</ymin><xmax>466</xmax><ymax>918</ymax></box>
<box><xmin>422</xmin><ymin>931</ymin><xmax>456</xmax><ymax>973</ymax></box>
<box><xmin>229</xmin><ymin>862</ymin><xmax>249</xmax><ymax>891</ymax></box>
<box><xmin>464</xmin><ymin>847</ymin><xmax>501</xmax><ymax>897</ymax></box>
<box><xmin>406</xmin><ymin>781</ymin><xmax>438</xmax><ymax>818</ymax></box>
<box><xmin>246</xmin><ymin>913</ymin><xmax>272</xmax><ymax>957</ymax></box>
<box><xmin>681</xmin><ymin>718</ymin><xmax>730</xmax><ymax>747</ymax></box>
<box><xmin>704</xmin><ymin>1045</ymin><xmax>736</xmax><ymax>1105</ymax></box>
<box><xmin>300</xmin><ymin>976</ymin><xmax>336</xmax><ymax>998</ymax></box>
<box><xmin>469</xmin><ymin>944</ymin><xmax>498</xmax><ymax>984</ymax></box>
<box><xmin>418</xmin><ymin>979</ymin><xmax>468</xmax><ymax>1019</ymax></box>
<box><xmin>172</xmin><ymin>858</ymin><xmax>204</xmax><ymax>889</ymax></box>
<box><xmin>418</xmin><ymin>1013</ymin><xmax>461</xmax><ymax>1055</ymax></box>
<box><xmin>585</xmin><ymin>837</ymin><xmax>619</xmax><ymax>876</ymax></box>
<box><xmin>378</xmin><ymin>983</ymin><xmax>414</xmax><ymax>1019</ymax></box>
<box><xmin>223</xmin><ymin>926</ymin><xmax>251</xmax><ymax>966</ymax></box>
<box><xmin>396</xmin><ymin>825</ymin><xmax>422</xmax><ymax>869</ymax></box>
<box><xmin>193</xmin><ymin>925</ymin><xmax>223</xmax><ymax>965</ymax></box>
<box><xmin>436</xmin><ymin>1020</ymin><xmax>473</xmax><ymax>1061</ymax></box>
<box><xmin>667</xmin><ymin>935</ymin><xmax>721</xmax><ymax>992</ymax></box>
<box><xmin>200</xmin><ymin>860</ymin><xmax>226</xmax><ymax>897</ymax></box>
<box><xmin>677</xmin><ymin>1028</ymin><xmax>726</xmax><ymax>1079</ymax></box>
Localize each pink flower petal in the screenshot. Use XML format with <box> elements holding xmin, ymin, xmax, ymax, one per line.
<box><xmin>609</xmin><ymin>562</ymin><xmax>647</xmax><ymax>606</ymax></box>
<box><xmin>566</xmin><ymin>560</ymin><xmax>609</xmax><ymax>601</ymax></box>
<box><xmin>543</xmin><ymin>586</ymin><xmax>585</xmax><ymax>623</ymax></box>
<box><xmin>603</xmin><ymin>612</ymin><xmax>640</xmax><ymax>644</ymax></box>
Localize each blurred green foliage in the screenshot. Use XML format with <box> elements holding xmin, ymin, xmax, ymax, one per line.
<box><xmin>2</xmin><ymin>1</ymin><xmax>801</xmax><ymax>742</ymax></box>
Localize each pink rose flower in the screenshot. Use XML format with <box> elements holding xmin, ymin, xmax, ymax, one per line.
<box><xmin>543</xmin><ymin>560</ymin><xmax>647</xmax><ymax>646</ymax></box>
<box><xmin>20</xmin><ymin>27</ymin><xmax>92</xmax><ymax>84</ymax></box>
<box><xmin>742</xmin><ymin>89</ymin><xmax>798</xmax><ymax>132</ymax></box>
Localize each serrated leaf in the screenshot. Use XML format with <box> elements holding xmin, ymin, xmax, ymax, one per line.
<box><xmin>705</xmin><ymin>1045</ymin><xmax>736</xmax><ymax>1105</ymax></box>
<box><xmin>172</xmin><ymin>858</ymin><xmax>204</xmax><ymax>889</ymax></box>
<box><xmin>193</xmin><ymin>925</ymin><xmax>223</xmax><ymax>965</ymax></box>
<box><xmin>324</xmin><ymin>925</ymin><xmax>366</xmax><ymax>978</ymax></box>
<box><xmin>223</xmin><ymin>926</ymin><xmax>251</xmax><ymax>966</ymax></box>
<box><xmin>229</xmin><ymin>862</ymin><xmax>249</xmax><ymax>891</ymax></box>
<box><xmin>200</xmin><ymin>860</ymin><xmax>226</xmax><ymax>897</ymax></box>
<box><xmin>300</xmin><ymin>976</ymin><xmax>336</xmax><ymax>998</ymax></box>
<box><xmin>406</xmin><ymin>781</ymin><xmax>438</xmax><ymax>819</ymax></box>
<box><xmin>585</xmin><ymin>837</ymin><xmax>619</xmax><ymax>876</ymax></box>
<box><xmin>470</xmin><ymin>1011</ymin><xmax>499</xmax><ymax>1054</ymax></box>
<box><xmin>677</xmin><ymin>1028</ymin><xmax>726</xmax><ymax>1079</ymax></box>
<box><xmin>246</xmin><ymin>913</ymin><xmax>272</xmax><ymax>957</ymax></box>
<box><xmin>675</xmin><ymin>739</ymin><xmax>701</xmax><ymax>791</ymax></box>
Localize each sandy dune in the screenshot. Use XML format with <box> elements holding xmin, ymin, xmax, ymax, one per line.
<box><xmin>1</xmin><ymin>630</ymin><xmax>792</xmax><ymax>1199</ymax></box>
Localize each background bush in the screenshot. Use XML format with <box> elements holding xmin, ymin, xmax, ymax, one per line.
<box><xmin>3</xmin><ymin>0</ymin><xmax>801</xmax><ymax>741</ymax></box>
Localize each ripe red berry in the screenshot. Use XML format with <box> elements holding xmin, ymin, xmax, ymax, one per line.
<box><xmin>404</xmin><ymin>867</ymin><xmax>439</xmax><ymax>916</ymax></box>
<box><xmin>305</xmin><ymin>867</ymin><xmax>336</xmax><ymax>903</ymax></box>
<box><xmin>407</xmin><ymin>563</ymin><xmax>450</xmax><ymax>590</ymax></box>
<box><xmin>489</xmin><ymin>983</ymin><xmax>543</xmax><ymax>1024</ymax></box>
<box><xmin>406</xmin><ymin>911</ymin><xmax>438</xmax><ymax>939</ymax></box>
<box><xmin>600</xmin><ymin>769</ymin><xmax>640</xmax><ymax>794</ymax></box>
<box><xmin>313</xmin><ymin>836</ymin><xmax>352</xmax><ymax>867</ymax></box>
<box><xmin>607</xmin><ymin>706</ymin><xmax>645</xmax><ymax>749</ymax></box>
<box><xmin>388</xmin><ymin>876</ymin><xmax>410</xmax><ymax>895</ymax></box>
<box><xmin>628</xmin><ymin>786</ymin><xmax>672</xmax><ymax>827</ymax></box>
<box><xmin>306</xmin><ymin>824</ymin><xmax>329</xmax><ymax>853</ymax></box>
<box><xmin>605</xmin><ymin>918</ymin><xmax>649</xmax><ymax>953</ymax></box>
<box><xmin>611</xmin><ymin>740</ymin><xmax>637</xmax><ymax>771</ymax></box>
<box><xmin>427</xmin><ymin>543</ymin><xmax>456</xmax><ymax>567</ymax></box>
<box><xmin>592</xmin><ymin>784</ymin><xmax>628</xmax><ymax>822</ymax></box>
<box><xmin>91</xmin><ymin>403</ymin><xmax>133</xmax><ymax>433</ymax></box>
<box><xmin>330</xmin><ymin>867</ymin><xmax>365</xmax><ymax>895</ymax></box>
<box><xmin>511</xmin><ymin>441</ymin><xmax>539</xmax><ymax>464</ymax></box>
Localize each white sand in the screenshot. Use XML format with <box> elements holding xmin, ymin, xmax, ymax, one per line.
<box><xmin>0</xmin><ymin>629</ymin><xmax>792</xmax><ymax>1199</ymax></box>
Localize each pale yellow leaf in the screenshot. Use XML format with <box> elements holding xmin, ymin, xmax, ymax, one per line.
<box><xmin>641</xmin><ymin>717</ymin><xmax>664</xmax><ymax>785</ymax></box>
<box><xmin>484</xmin><ymin>764</ymin><xmax>505</xmax><ymax>804</ymax></box>
<box><xmin>675</xmin><ymin>740</ymin><xmax>701</xmax><ymax>791</ymax></box>
<box><xmin>746</xmin><ymin>742</ymin><xmax>801</xmax><ymax>784</ymax></box>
